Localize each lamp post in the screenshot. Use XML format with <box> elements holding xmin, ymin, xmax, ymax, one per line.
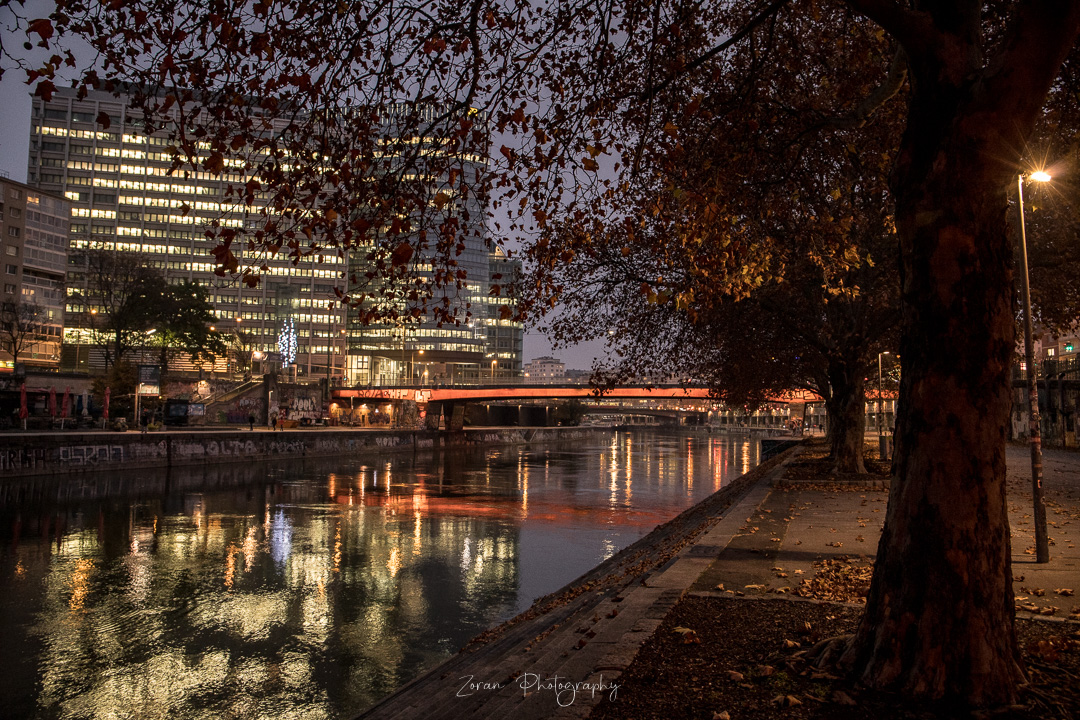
<box><xmin>396</xmin><ymin>318</ymin><xmax>406</xmax><ymax>385</ymax></box>
<box><xmin>1018</xmin><ymin>170</ymin><xmax>1051</xmax><ymax>563</ymax></box>
<box><xmin>410</xmin><ymin>348</ymin><xmax>424</xmax><ymax>383</ymax></box>
<box><xmin>325</xmin><ymin>320</ymin><xmax>333</xmax><ymax>389</ymax></box>
<box><xmin>877</xmin><ymin>351</ymin><xmax>889</xmax><ymax>459</ymax></box>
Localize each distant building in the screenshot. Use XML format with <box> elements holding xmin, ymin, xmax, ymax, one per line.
<box><xmin>0</xmin><ymin>177</ymin><xmax>68</xmax><ymax>369</ymax></box>
<box><xmin>523</xmin><ymin>355</ymin><xmax>565</xmax><ymax>383</ymax></box>
<box><xmin>564</xmin><ymin>368</ymin><xmax>590</xmax><ymax>382</ymax></box>
<box><xmin>485</xmin><ymin>246</ymin><xmax>523</xmax><ymax>378</ymax></box>
<box><xmin>1037</xmin><ymin>333</ymin><xmax>1080</xmax><ymax>363</ymax></box>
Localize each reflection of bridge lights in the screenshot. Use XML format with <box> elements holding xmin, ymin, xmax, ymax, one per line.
<box><xmin>68</xmin><ymin>558</ymin><xmax>95</xmax><ymax>611</ymax></box>
<box><xmin>224</xmin><ymin>549</ymin><xmax>236</xmax><ymax>588</ymax></box>
<box><xmin>333</xmin><ymin>525</ymin><xmax>342</xmax><ymax>573</ymax></box>
<box><xmin>242</xmin><ymin>527</ymin><xmax>258</xmax><ymax>572</ymax></box>
<box><xmin>414</xmin><ymin>513</ymin><xmax>423</xmax><ymax>555</ymax></box>
<box><xmin>686</xmin><ymin>439</ymin><xmax>693</xmax><ymax>492</ymax></box>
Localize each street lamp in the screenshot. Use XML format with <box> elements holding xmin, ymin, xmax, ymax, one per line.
<box><xmin>877</xmin><ymin>351</ymin><xmax>889</xmax><ymax>459</ymax></box>
<box><xmin>1018</xmin><ymin>170</ymin><xmax>1051</xmax><ymax>563</ymax></box>
<box><xmin>410</xmin><ymin>348</ymin><xmax>424</xmax><ymax>383</ymax></box>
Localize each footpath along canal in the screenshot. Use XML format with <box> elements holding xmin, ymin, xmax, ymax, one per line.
<box><xmin>0</xmin><ymin>427</ymin><xmax>762</xmax><ymax>719</ymax></box>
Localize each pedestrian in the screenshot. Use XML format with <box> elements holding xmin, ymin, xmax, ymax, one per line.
<box><xmin>248</xmin><ymin>413</ymin><xmax>255</xmax><ymax>431</ymax></box>
<box><xmin>271</xmin><ymin>413</ymin><xmax>278</xmax><ymax>431</ymax></box>
<box><xmin>140</xmin><ymin>411</ymin><xmax>149</xmax><ymax>434</ymax></box>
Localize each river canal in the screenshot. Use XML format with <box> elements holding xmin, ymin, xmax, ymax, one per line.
<box><xmin>0</xmin><ymin>428</ymin><xmax>761</xmax><ymax>719</ymax></box>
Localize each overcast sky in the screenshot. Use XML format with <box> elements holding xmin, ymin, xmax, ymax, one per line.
<box><xmin>0</xmin><ymin>70</ymin><xmax>609</xmax><ymax>369</ymax></box>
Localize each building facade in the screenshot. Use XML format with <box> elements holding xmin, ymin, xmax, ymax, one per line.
<box><xmin>29</xmin><ymin>88</ymin><xmax>521</xmax><ymax>383</ymax></box>
<box><xmin>341</xmin><ymin>106</ymin><xmax>521</xmax><ymax>386</ymax></box>
<box><xmin>484</xmin><ymin>246</ymin><xmax>523</xmax><ymax>379</ymax></box>
<box><xmin>29</xmin><ymin>88</ymin><xmax>347</xmax><ymax>377</ymax></box>
<box><xmin>523</xmin><ymin>356</ymin><xmax>566</xmax><ymax>383</ymax></box>
<box><xmin>0</xmin><ymin>176</ymin><xmax>69</xmax><ymax>369</ymax></box>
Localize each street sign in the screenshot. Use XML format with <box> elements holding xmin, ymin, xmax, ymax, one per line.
<box><xmin>138</xmin><ymin>365</ymin><xmax>160</xmax><ymax>384</ymax></box>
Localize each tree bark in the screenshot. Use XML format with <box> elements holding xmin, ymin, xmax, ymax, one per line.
<box><xmin>840</xmin><ymin>4</ymin><xmax>1080</xmax><ymax>705</ymax></box>
<box><xmin>825</xmin><ymin>362</ymin><xmax>867</xmax><ymax>474</ymax></box>
<box><xmin>843</xmin><ymin>156</ymin><xmax>1024</xmax><ymax>704</ymax></box>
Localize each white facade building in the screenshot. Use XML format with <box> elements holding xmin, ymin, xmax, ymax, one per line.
<box><xmin>523</xmin><ymin>356</ymin><xmax>565</xmax><ymax>383</ymax></box>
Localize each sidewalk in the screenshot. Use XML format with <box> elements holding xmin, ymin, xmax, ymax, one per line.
<box><xmin>690</xmin><ymin>443</ymin><xmax>1080</xmax><ymax>617</ymax></box>
<box><xmin>354</xmin><ymin>442</ymin><xmax>1080</xmax><ymax>720</ymax></box>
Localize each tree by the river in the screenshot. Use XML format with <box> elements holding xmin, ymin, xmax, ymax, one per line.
<box><xmin>7</xmin><ymin>0</ymin><xmax>1080</xmax><ymax>706</ymax></box>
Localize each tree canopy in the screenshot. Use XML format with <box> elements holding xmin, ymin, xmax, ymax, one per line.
<box><xmin>0</xmin><ymin>298</ymin><xmax>48</xmax><ymax>365</ymax></box>
<box><xmin>7</xmin><ymin>0</ymin><xmax>1080</xmax><ymax>707</ymax></box>
<box><xmin>68</xmin><ymin>248</ymin><xmax>225</xmax><ymax>368</ymax></box>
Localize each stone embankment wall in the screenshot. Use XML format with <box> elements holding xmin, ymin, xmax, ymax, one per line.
<box><xmin>0</xmin><ymin>427</ymin><xmax>606</xmax><ymax>480</ymax></box>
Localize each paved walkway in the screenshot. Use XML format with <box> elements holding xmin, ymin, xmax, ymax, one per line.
<box><xmin>354</xmin><ymin>443</ymin><xmax>1080</xmax><ymax>720</ymax></box>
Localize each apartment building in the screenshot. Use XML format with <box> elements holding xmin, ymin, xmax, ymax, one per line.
<box><xmin>0</xmin><ymin>176</ymin><xmax>69</xmax><ymax>369</ymax></box>
<box><xmin>523</xmin><ymin>356</ymin><xmax>566</xmax><ymax>383</ymax></box>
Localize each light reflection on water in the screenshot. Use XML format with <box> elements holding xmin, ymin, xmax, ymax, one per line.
<box><xmin>0</xmin><ymin>429</ymin><xmax>759</xmax><ymax>719</ymax></box>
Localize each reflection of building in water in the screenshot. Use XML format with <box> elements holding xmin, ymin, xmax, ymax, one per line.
<box><xmin>1</xmin><ymin>477</ymin><xmax>521</xmax><ymax>719</ymax></box>
<box><xmin>0</xmin><ymin>432</ymin><xmax>760</xmax><ymax>720</ymax></box>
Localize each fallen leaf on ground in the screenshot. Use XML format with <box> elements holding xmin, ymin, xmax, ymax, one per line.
<box><xmin>831</xmin><ymin>690</ymin><xmax>857</xmax><ymax>705</ymax></box>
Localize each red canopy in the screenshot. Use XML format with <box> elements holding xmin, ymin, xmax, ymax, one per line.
<box><xmin>18</xmin><ymin>383</ymin><xmax>27</xmax><ymax>420</ymax></box>
<box><xmin>48</xmin><ymin>387</ymin><xmax>56</xmax><ymax>418</ymax></box>
<box><xmin>61</xmin><ymin>387</ymin><xmax>71</xmax><ymax>419</ymax></box>
<box><xmin>103</xmin><ymin>387</ymin><xmax>110</xmax><ymax>420</ymax></box>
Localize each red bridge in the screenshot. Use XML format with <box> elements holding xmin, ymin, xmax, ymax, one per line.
<box><xmin>331</xmin><ymin>384</ymin><xmax>821</xmax><ymax>405</ymax></box>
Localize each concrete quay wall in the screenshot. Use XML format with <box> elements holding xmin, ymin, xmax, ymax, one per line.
<box><xmin>0</xmin><ymin>426</ymin><xmax>609</xmax><ymax>480</ymax></box>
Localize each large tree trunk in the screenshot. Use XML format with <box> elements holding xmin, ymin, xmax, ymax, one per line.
<box><xmin>844</xmin><ymin>145</ymin><xmax>1023</xmax><ymax>705</ymax></box>
<box><xmin>825</xmin><ymin>362</ymin><xmax>866</xmax><ymax>474</ymax></box>
<box><xmin>840</xmin><ymin>6</ymin><xmax>1080</xmax><ymax>704</ymax></box>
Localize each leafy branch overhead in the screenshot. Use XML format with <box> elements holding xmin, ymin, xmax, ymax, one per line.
<box><xmin>9</xmin><ymin>0</ymin><xmax>1080</xmax><ymax>708</ymax></box>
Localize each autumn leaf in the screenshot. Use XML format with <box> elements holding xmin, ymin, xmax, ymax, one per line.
<box><xmin>203</xmin><ymin>153</ymin><xmax>225</xmax><ymax>174</ymax></box>
<box><xmin>390</xmin><ymin>243</ymin><xmax>414</xmax><ymax>267</ymax></box>
<box><xmin>582</xmin><ymin>157</ymin><xmax>599</xmax><ymax>172</ymax></box>
<box><xmin>33</xmin><ymin>80</ymin><xmax>56</xmax><ymax>101</ymax></box>
<box><xmin>672</xmin><ymin>626</ymin><xmax>700</xmax><ymax>644</ymax></box>
<box><xmin>28</xmin><ymin>18</ymin><xmax>54</xmax><ymax>42</ymax></box>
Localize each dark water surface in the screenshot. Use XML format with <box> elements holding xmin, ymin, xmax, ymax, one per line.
<box><xmin>0</xmin><ymin>429</ymin><xmax>760</xmax><ymax>719</ymax></box>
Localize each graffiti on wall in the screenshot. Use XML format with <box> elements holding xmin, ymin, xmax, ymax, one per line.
<box><xmin>0</xmin><ymin>447</ymin><xmax>47</xmax><ymax>470</ymax></box>
<box><xmin>225</xmin><ymin>396</ymin><xmax>265</xmax><ymax>424</ymax></box>
<box><xmin>58</xmin><ymin>445</ymin><xmax>125</xmax><ymax>465</ymax></box>
<box><xmin>172</xmin><ymin>439</ymin><xmax>260</xmax><ymax>458</ymax></box>
<box><xmin>277</xmin><ymin>386</ymin><xmax>322</xmax><ymax>421</ymax></box>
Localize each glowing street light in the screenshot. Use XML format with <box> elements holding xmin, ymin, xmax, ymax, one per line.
<box><xmin>1017</xmin><ymin>169</ymin><xmax>1052</xmax><ymax>563</ymax></box>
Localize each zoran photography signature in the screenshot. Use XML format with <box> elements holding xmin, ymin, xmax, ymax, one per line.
<box><xmin>456</xmin><ymin>672</ymin><xmax>621</xmax><ymax>707</ymax></box>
